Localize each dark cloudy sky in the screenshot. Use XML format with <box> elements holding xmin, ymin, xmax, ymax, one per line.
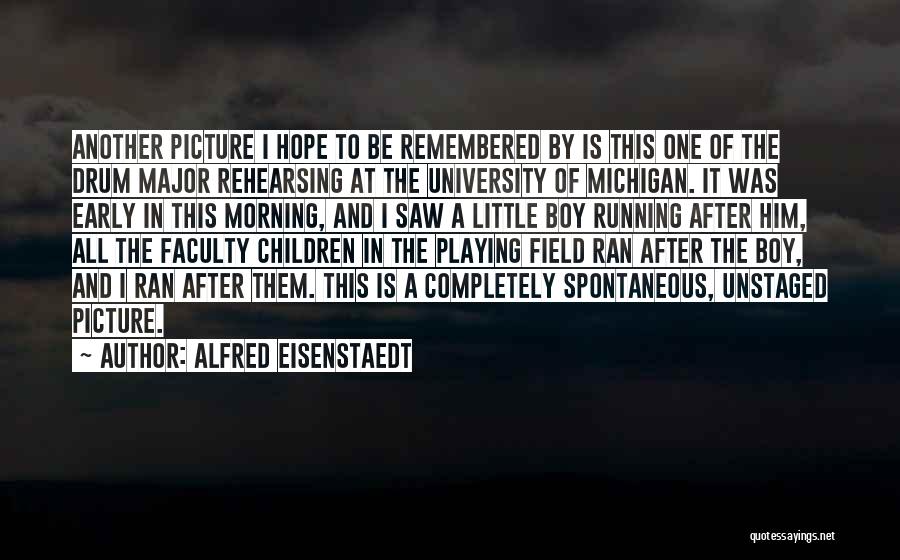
<box><xmin>1</xmin><ymin>0</ymin><xmax>899</xmax><ymax>494</ymax></box>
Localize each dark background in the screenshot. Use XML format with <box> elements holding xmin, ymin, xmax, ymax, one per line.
<box><xmin>2</xmin><ymin>0</ymin><xmax>899</xmax><ymax>548</ymax></box>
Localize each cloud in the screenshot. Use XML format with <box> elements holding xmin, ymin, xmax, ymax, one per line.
<box><xmin>4</xmin><ymin>1</ymin><xmax>680</xmax><ymax>66</ymax></box>
<box><xmin>0</xmin><ymin>80</ymin><xmax>419</xmax><ymax>219</ymax></box>
<box><xmin>767</xmin><ymin>42</ymin><xmax>900</xmax><ymax>121</ymax></box>
<box><xmin>1</xmin><ymin>0</ymin><xmax>900</xmax><ymax>488</ymax></box>
<box><xmin>173</xmin><ymin>81</ymin><xmax>422</xmax><ymax>130</ymax></box>
<box><xmin>843</xmin><ymin>0</ymin><xmax>900</xmax><ymax>45</ymax></box>
<box><xmin>2</xmin><ymin>0</ymin><xmax>898</xmax><ymax>131</ymax></box>
<box><xmin>806</xmin><ymin>213</ymin><xmax>900</xmax><ymax>273</ymax></box>
<box><xmin>0</xmin><ymin>95</ymin><xmax>141</xmax><ymax>213</ymax></box>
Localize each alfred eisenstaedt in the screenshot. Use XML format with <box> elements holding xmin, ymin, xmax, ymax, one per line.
<box><xmin>93</xmin><ymin>339</ymin><xmax>413</xmax><ymax>372</ymax></box>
